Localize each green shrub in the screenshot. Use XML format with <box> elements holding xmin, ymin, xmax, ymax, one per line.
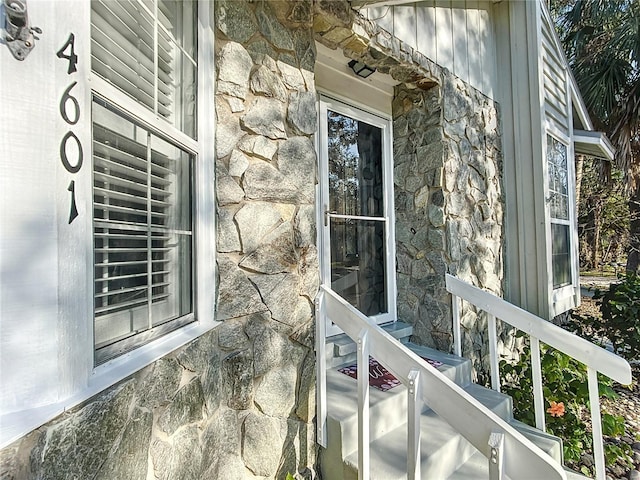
<box><xmin>574</xmin><ymin>273</ymin><xmax>640</xmax><ymax>360</ymax></box>
<box><xmin>500</xmin><ymin>341</ymin><xmax>631</xmax><ymax>475</ymax></box>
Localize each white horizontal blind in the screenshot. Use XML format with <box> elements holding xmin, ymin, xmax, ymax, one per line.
<box><xmin>92</xmin><ymin>98</ymin><xmax>193</xmax><ymax>364</ymax></box>
<box><xmin>91</xmin><ymin>0</ymin><xmax>197</xmax><ymax>138</ymax></box>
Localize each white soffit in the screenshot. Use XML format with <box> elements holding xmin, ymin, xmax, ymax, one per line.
<box><xmin>574</xmin><ymin>129</ymin><xmax>615</xmax><ymax>161</ymax></box>
<box><xmin>315</xmin><ymin>42</ymin><xmax>398</xmax><ymax>116</ymax></box>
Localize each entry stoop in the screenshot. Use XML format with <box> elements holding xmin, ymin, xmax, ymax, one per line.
<box><xmin>320</xmin><ymin>342</ymin><xmax>584</xmax><ymax>480</ymax></box>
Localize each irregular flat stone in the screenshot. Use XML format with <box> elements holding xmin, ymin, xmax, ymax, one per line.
<box><xmin>217</xmin><ymin>42</ymin><xmax>253</xmax><ymax>100</ymax></box>
<box><xmin>235</xmin><ymin>201</ymin><xmax>282</xmax><ymax>253</ymax></box>
<box><xmin>250</xmin><ymin>273</ymin><xmax>311</xmax><ymax>328</ymax></box>
<box><xmin>223</xmin><ymin>349</ymin><xmax>254</xmax><ymax>410</ymax></box>
<box><xmin>239</xmin><ymin>222</ymin><xmax>297</xmax><ymax>274</ymax></box>
<box><xmin>288</xmin><ymin>91</ymin><xmax>317</xmax><ymax>135</ymax></box>
<box><xmin>216</xmin><ymin>120</ymin><xmax>244</xmax><ymax>159</ymax></box>
<box><xmin>276</xmin><ymin>136</ymin><xmax>316</xmax><ymax>201</ymax></box>
<box><xmin>94</xmin><ymin>407</ymin><xmax>152</xmax><ymax>480</ymax></box>
<box><xmin>218</xmin><ymin>319</ymin><xmax>249</xmax><ymax>351</ymax></box>
<box><xmin>158</xmin><ymin>378</ymin><xmax>205</xmax><ymax>436</ymax></box>
<box><xmin>216</xmin><ymin>174</ymin><xmax>245</xmax><ymax>206</ymax></box>
<box><xmin>216</xmin><ymin>256</ymin><xmax>267</xmax><ymax>320</ymax></box>
<box><xmin>254</xmin><ymin>363</ymin><xmax>298</xmax><ymax>417</ymax></box>
<box><xmin>250</xmin><ymin>65</ymin><xmax>287</xmax><ymax>101</ymax></box>
<box><xmin>228</xmin><ymin>149</ymin><xmax>249</xmax><ymax>177</ymax></box>
<box><xmin>256</xmin><ymin>3</ymin><xmax>294</xmax><ymax>51</ymax></box>
<box><xmin>244</xmin><ymin>162</ymin><xmax>308</xmax><ymax>203</ymax></box>
<box><xmin>217</xmin><ymin>206</ymin><xmax>241</xmax><ymax>253</ymax></box>
<box><xmin>151</xmin><ymin>426</ymin><xmax>202</xmax><ymax>480</ymax></box>
<box><xmin>277</xmin><ymin>60</ymin><xmax>306</xmax><ymax>91</ymax></box>
<box><xmin>137</xmin><ymin>357</ymin><xmax>183</xmax><ymax>409</ymax></box>
<box><xmin>241</xmin><ymin>97</ymin><xmax>287</xmax><ymax>139</ymax></box>
<box><xmin>215</xmin><ymin>0</ymin><xmax>258</xmax><ymax>44</ymax></box>
<box><xmin>238</xmin><ymin>135</ymin><xmax>278</xmax><ymax>161</ymax></box>
<box><xmin>242</xmin><ymin>413</ymin><xmax>284</xmax><ymax>477</ymax></box>
<box><xmin>36</xmin><ymin>382</ymin><xmax>135</xmax><ymax>480</ymax></box>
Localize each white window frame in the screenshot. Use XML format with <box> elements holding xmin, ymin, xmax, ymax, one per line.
<box><xmin>317</xmin><ymin>94</ymin><xmax>397</xmax><ymax>337</ymax></box>
<box><xmin>545</xmin><ymin>125</ymin><xmax>579</xmax><ymax>316</ymax></box>
<box><xmin>0</xmin><ymin>0</ymin><xmax>215</xmax><ymax>448</ymax></box>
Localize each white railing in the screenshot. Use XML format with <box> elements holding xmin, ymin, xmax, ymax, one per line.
<box><xmin>315</xmin><ymin>284</ymin><xmax>567</xmax><ymax>480</ymax></box>
<box><xmin>446</xmin><ymin>274</ymin><xmax>633</xmax><ymax>480</ymax></box>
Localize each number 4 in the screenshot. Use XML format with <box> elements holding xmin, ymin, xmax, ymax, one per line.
<box><xmin>57</xmin><ymin>33</ymin><xmax>78</xmax><ymax>74</ymax></box>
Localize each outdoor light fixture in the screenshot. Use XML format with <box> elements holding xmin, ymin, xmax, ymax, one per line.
<box><xmin>1</xmin><ymin>0</ymin><xmax>41</xmax><ymax>61</ymax></box>
<box><xmin>348</xmin><ymin>59</ymin><xmax>376</xmax><ymax>78</ymax></box>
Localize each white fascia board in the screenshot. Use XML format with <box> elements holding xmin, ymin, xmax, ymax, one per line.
<box><xmin>574</xmin><ymin>129</ymin><xmax>615</xmax><ymax>161</ymax></box>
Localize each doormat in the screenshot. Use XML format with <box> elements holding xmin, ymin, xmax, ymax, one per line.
<box><xmin>338</xmin><ymin>356</ymin><xmax>444</xmax><ymax>392</ymax></box>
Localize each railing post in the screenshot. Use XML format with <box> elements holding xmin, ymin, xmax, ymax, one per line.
<box><xmin>530</xmin><ymin>336</ymin><xmax>546</xmax><ymax>431</ymax></box>
<box><xmin>315</xmin><ymin>291</ymin><xmax>327</xmax><ymax>448</ymax></box>
<box><xmin>407</xmin><ymin>369</ymin><xmax>422</xmax><ymax>480</ymax></box>
<box><xmin>451</xmin><ymin>294</ymin><xmax>462</xmax><ymax>357</ymax></box>
<box><xmin>587</xmin><ymin>367</ymin><xmax>606</xmax><ymax>480</ymax></box>
<box><xmin>488</xmin><ymin>430</ymin><xmax>505</xmax><ymax>480</ymax></box>
<box><xmin>487</xmin><ymin>313</ymin><xmax>500</xmax><ymax>392</ymax></box>
<box><xmin>357</xmin><ymin>329</ymin><xmax>370</xmax><ymax>480</ymax></box>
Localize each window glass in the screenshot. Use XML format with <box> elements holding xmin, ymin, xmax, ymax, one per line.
<box><xmin>92</xmin><ymin>99</ymin><xmax>193</xmax><ymax>364</ymax></box>
<box><xmin>547</xmin><ymin>135</ymin><xmax>572</xmax><ymax>289</ymax></box>
<box><xmin>91</xmin><ymin>0</ymin><xmax>197</xmax><ymax>138</ymax></box>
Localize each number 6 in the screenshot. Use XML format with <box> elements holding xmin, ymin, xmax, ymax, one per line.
<box><xmin>60</xmin><ymin>81</ymin><xmax>80</xmax><ymax>125</ymax></box>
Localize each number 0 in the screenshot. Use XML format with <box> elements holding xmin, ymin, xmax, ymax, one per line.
<box><xmin>60</xmin><ymin>131</ymin><xmax>83</xmax><ymax>173</ymax></box>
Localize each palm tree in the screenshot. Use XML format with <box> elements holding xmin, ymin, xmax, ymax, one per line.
<box><xmin>551</xmin><ymin>0</ymin><xmax>640</xmax><ymax>271</ymax></box>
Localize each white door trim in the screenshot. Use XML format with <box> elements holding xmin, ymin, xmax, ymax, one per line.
<box><xmin>317</xmin><ymin>95</ymin><xmax>397</xmax><ymax>337</ymax></box>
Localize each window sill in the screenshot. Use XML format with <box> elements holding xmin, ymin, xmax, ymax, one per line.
<box><xmin>0</xmin><ymin>319</ymin><xmax>217</xmax><ymax>448</ymax></box>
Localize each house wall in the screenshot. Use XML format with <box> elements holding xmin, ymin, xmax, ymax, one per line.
<box><xmin>1</xmin><ymin>0</ymin><xmax>519</xmax><ymax>477</ymax></box>
<box><xmin>362</xmin><ymin>0</ymin><xmax>498</xmax><ymax>98</ymax></box>
<box><xmin>315</xmin><ymin>5</ymin><xmax>509</xmax><ymax>380</ymax></box>
<box><xmin>0</xmin><ymin>1</ymin><xmax>319</xmax><ymax>479</ymax></box>
<box><xmin>393</xmin><ymin>79</ymin><xmax>508</xmax><ymax>381</ymax></box>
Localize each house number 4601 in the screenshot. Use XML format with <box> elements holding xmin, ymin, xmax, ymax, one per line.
<box><xmin>57</xmin><ymin>33</ymin><xmax>81</xmax><ymax>224</ymax></box>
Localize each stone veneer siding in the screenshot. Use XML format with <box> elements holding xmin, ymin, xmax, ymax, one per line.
<box><xmin>1</xmin><ymin>1</ymin><xmax>517</xmax><ymax>478</ymax></box>
<box><xmin>314</xmin><ymin>4</ymin><xmax>512</xmax><ymax>382</ymax></box>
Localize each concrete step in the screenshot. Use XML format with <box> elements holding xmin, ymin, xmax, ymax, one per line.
<box><xmin>323</xmin><ymin>345</ymin><xmax>474</xmax><ymax>461</ymax></box>
<box><xmin>340</xmin><ymin>383</ymin><xmax>513</xmax><ymax>480</ymax></box>
<box><xmin>512</xmin><ymin>419</ymin><xmax>563</xmax><ymax>464</ymax></box>
<box><xmin>320</xmin><ymin>343</ymin><xmax>571</xmax><ymax>480</ymax></box>
<box><xmin>326</xmin><ymin>322</ymin><xmax>413</xmax><ymax>368</ymax></box>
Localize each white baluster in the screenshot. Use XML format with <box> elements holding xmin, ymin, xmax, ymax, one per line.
<box><xmin>357</xmin><ymin>329</ymin><xmax>370</xmax><ymax>480</ymax></box>
<box><xmin>488</xmin><ymin>313</ymin><xmax>500</xmax><ymax>392</ymax></box>
<box><xmin>452</xmin><ymin>294</ymin><xmax>462</xmax><ymax>357</ymax></box>
<box><xmin>588</xmin><ymin>367</ymin><xmax>606</xmax><ymax>480</ymax></box>
<box><xmin>530</xmin><ymin>336</ymin><xmax>546</xmax><ymax>431</ymax></box>
<box><xmin>407</xmin><ymin>369</ymin><xmax>421</xmax><ymax>480</ymax></box>
<box><xmin>315</xmin><ymin>291</ymin><xmax>327</xmax><ymax>447</ymax></box>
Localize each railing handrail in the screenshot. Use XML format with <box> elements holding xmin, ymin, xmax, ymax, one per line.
<box><xmin>445</xmin><ymin>274</ymin><xmax>632</xmax><ymax>385</ymax></box>
<box><xmin>318</xmin><ymin>284</ymin><xmax>567</xmax><ymax>480</ymax></box>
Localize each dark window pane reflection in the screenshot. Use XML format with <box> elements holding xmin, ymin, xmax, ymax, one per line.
<box><xmin>327</xmin><ymin>111</ymin><xmax>383</xmax><ymax>217</ymax></box>
<box><xmin>330</xmin><ymin>218</ymin><xmax>387</xmax><ymax>317</ymax></box>
<box><xmin>552</xmin><ymin>223</ymin><xmax>571</xmax><ymax>288</ymax></box>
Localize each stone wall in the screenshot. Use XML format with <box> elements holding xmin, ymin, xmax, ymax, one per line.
<box><xmin>313</xmin><ymin>5</ymin><xmax>511</xmax><ymax>381</ymax></box>
<box><xmin>0</xmin><ymin>2</ymin><xmax>319</xmax><ymax>480</ymax></box>
<box><xmin>393</xmin><ymin>78</ymin><xmax>510</xmax><ymax>382</ymax></box>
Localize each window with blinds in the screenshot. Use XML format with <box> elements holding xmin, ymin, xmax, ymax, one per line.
<box><xmin>91</xmin><ymin>0</ymin><xmax>197</xmax><ymax>364</ymax></box>
<box><xmin>91</xmin><ymin>0</ymin><xmax>197</xmax><ymax>138</ymax></box>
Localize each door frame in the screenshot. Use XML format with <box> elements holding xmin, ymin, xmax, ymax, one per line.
<box><xmin>317</xmin><ymin>94</ymin><xmax>397</xmax><ymax>337</ymax></box>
